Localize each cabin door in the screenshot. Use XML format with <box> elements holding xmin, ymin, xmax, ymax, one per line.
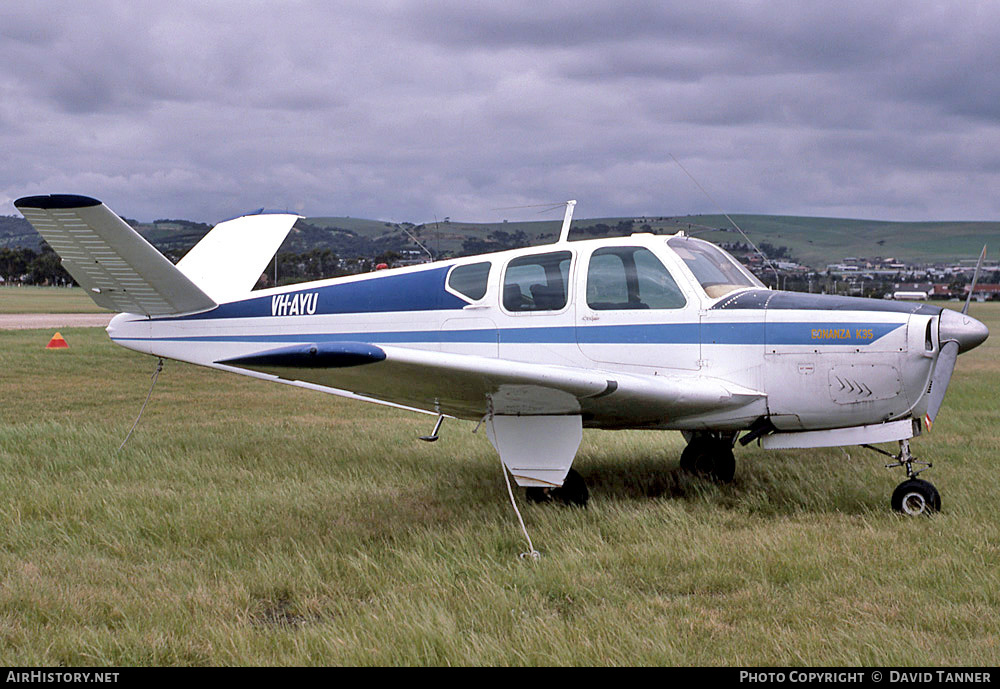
<box><xmin>575</xmin><ymin>244</ymin><xmax>701</xmax><ymax>371</ymax></box>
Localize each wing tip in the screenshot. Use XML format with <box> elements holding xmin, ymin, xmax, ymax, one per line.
<box><xmin>14</xmin><ymin>194</ymin><xmax>102</xmax><ymax>210</ymax></box>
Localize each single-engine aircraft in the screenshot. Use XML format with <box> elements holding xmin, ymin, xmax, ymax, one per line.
<box><xmin>15</xmin><ymin>194</ymin><xmax>989</xmax><ymax>516</ymax></box>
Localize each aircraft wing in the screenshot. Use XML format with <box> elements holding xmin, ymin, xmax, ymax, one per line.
<box><xmin>217</xmin><ymin>341</ymin><xmax>764</xmax><ymax>421</ymax></box>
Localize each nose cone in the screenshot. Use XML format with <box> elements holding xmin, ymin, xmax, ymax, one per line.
<box><xmin>939</xmin><ymin>309</ymin><xmax>989</xmax><ymax>354</ymax></box>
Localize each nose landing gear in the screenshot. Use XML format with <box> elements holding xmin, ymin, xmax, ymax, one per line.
<box><xmin>863</xmin><ymin>439</ymin><xmax>940</xmax><ymax>515</ymax></box>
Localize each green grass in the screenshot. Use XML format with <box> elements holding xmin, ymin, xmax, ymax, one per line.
<box><xmin>0</xmin><ymin>306</ymin><xmax>998</xmax><ymax>665</ymax></box>
<box><xmin>0</xmin><ymin>286</ymin><xmax>107</xmax><ymax>314</ymax></box>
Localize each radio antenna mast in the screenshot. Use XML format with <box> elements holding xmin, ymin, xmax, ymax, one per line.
<box><xmin>399</xmin><ymin>223</ymin><xmax>434</xmax><ymax>261</ymax></box>
<box><xmin>492</xmin><ymin>200</ymin><xmax>577</xmax><ymax>245</ymax></box>
<box><xmin>558</xmin><ymin>200</ymin><xmax>577</xmax><ymax>243</ymax></box>
<box><xmin>669</xmin><ymin>153</ymin><xmax>780</xmax><ymax>288</ymax></box>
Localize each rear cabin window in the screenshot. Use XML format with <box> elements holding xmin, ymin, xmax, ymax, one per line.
<box><xmin>448</xmin><ymin>262</ymin><xmax>491</xmax><ymax>301</ymax></box>
<box><xmin>587</xmin><ymin>246</ymin><xmax>686</xmax><ymax>310</ymax></box>
<box><xmin>503</xmin><ymin>251</ymin><xmax>572</xmax><ymax>312</ymax></box>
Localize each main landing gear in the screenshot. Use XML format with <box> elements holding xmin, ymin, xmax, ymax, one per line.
<box><xmin>679</xmin><ymin>433</ymin><xmax>737</xmax><ymax>483</ymax></box>
<box><xmin>863</xmin><ymin>439</ymin><xmax>941</xmax><ymax>516</ymax></box>
<box><xmin>525</xmin><ymin>468</ymin><xmax>590</xmax><ymax>507</ymax></box>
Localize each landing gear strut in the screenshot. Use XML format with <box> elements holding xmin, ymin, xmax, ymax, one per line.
<box><xmin>863</xmin><ymin>439</ymin><xmax>940</xmax><ymax>515</ymax></box>
<box><xmin>525</xmin><ymin>468</ymin><xmax>589</xmax><ymax>507</ymax></box>
<box><xmin>679</xmin><ymin>433</ymin><xmax>737</xmax><ymax>483</ymax></box>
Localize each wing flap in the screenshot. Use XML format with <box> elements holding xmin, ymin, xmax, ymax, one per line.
<box><xmin>15</xmin><ymin>195</ymin><xmax>217</xmax><ymax>316</ymax></box>
<box><xmin>219</xmin><ymin>342</ymin><xmax>611</xmax><ymax>417</ymax></box>
<box><xmin>218</xmin><ymin>342</ymin><xmax>765</xmax><ymax>420</ymax></box>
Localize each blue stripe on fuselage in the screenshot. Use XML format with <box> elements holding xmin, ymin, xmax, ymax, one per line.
<box><xmin>157</xmin><ymin>265</ymin><xmax>468</xmax><ymax>321</ymax></box>
<box><xmin>114</xmin><ymin>321</ymin><xmax>903</xmax><ymax>346</ymax></box>
<box><xmin>764</xmin><ymin>321</ymin><xmax>902</xmax><ymax>345</ymax></box>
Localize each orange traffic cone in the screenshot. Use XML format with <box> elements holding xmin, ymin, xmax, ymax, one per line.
<box><xmin>46</xmin><ymin>332</ymin><xmax>69</xmax><ymax>349</ymax></box>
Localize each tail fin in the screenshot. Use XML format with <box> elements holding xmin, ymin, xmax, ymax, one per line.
<box><xmin>175</xmin><ymin>210</ymin><xmax>300</xmax><ymax>302</ymax></box>
<box><xmin>16</xmin><ymin>194</ymin><xmax>217</xmax><ymax>317</ymax></box>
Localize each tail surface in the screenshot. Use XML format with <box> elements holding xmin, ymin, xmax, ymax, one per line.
<box><xmin>16</xmin><ymin>194</ymin><xmax>217</xmax><ymax>316</ymax></box>
<box><xmin>174</xmin><ymin>209</ymin><xmax>300</xmax><ymax>302</ymax></box>
<box><xmin>16</xmin><ymin>195</ymin><xmax>300</xmax><ymax>316</ymax></box>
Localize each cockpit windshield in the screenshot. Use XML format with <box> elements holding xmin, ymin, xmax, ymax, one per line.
<box><xmin>666</xmin><ymin>236</ymin><xmax>763</xmax><ymax>299</ymax></box>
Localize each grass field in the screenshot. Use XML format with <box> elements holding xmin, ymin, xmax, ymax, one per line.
<box><xmin>0</xmin><ymin>286</ymin><xmax>107</xmax><ymax>314</ymax></box>
<box><xmin>0</xmin><ymin>305</ymin><xmax>998</xmax><ymax>666</ymax></box>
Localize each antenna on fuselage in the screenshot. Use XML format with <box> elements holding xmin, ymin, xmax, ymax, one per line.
<box><xmin>399</xmin><ymin>223</ymin><xmax>435</xmax><ymax>262</ymax></box>
<box><xmin>491</xmin><ymin>200</ymin><xmax>579</xmax><ymax>246</ymax></box>
<box><xmin>558</xmin><ymin>200</ymin><xmax>577</xmax><ymax>243</ymax></box>
<box><xmin>668</xmin><ymin>153</ymin><xmax>781</xmax><ymax>289</ymax></box>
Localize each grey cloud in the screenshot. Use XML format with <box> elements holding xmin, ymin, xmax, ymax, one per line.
<box><xmin>3</xmin><ymin>1</ymin><xmax>1000</xmax><ymax>224</ymax></box>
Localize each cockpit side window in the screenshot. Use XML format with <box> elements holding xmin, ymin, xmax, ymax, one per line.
<box><xmin>667</xmin><ymin>236</ymin><xmax>762</xmax><ymax>299</ymax></box>
<box><xmin>503</xmin><ymin>251</ymin><xmax>572</xmax><ymax>312</ymax></box>
<box><xmin>587</xmin><ymin>246</ymin><xmax>686</xmax><ymax>310</ymax></box>
<box><xmin>448</xmin><ymin>261</ymin><xmax>491</xmax><ymax>301</ymax></box>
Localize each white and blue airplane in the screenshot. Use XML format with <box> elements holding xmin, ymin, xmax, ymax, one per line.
<box><xmin>16</xmin><ymin>194</ymin><xmax>989</xmax><ymax>515</ymax></box>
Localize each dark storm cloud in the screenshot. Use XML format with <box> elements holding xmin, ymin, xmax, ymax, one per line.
<box><xmin>2</xmin><ymin>1</ymin><xmax>1000</xmax><ymax>224</ymax></box>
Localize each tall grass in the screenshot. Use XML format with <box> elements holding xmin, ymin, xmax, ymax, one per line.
<box><xmin>0</xmin><ymin>306</ymin><xmax>998</xmax><ymax>665</ymax></box>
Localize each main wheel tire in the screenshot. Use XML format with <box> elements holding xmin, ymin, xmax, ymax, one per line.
<box><xmin>551</xmin><ymin>468</ymin><xmax>589</xmax><ymax>507</ymax></box>
<box><xmin>524</xmin><ymin>487</ymin><xmax>551</xmax><ymax>504</ymax></box>
<box><xmin>680</xmin><ymin>438</ymin><xmax>736</xmax><ymax>483</ymax></box>
<box><xmin>710</xmin><ymin>448</ymin><xmax>736</xmax><ymax>484</ymax></box>
<box><xmin>679</xmin><ymin>438</ymin><xmax>709</xmax><ymax>473</ymax></box>
<box><xmin>891</xmin><ymin>478</ymin><xmax>941</xmax><ymax>515</ymax></box>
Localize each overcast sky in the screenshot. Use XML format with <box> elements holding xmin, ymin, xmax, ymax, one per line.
<box><xmin>3</xmin><ymin>1</ymin><xmax>1000</xmax><ymax>224</ymax></box>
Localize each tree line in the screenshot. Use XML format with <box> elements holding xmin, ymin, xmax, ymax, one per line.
<box><xmin>0</xmin><ymin>244</ymin><xmax>72</xmax><ymax>285</ymax></box>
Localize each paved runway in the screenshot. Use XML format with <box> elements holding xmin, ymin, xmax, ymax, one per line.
<box><xmin>0</xmin><ymin>313</ymin><xmax>114</xmax><ymax>330</ymax></box>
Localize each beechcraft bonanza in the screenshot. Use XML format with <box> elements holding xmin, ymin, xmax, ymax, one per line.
<box><xmin>16</xmin><ymin>194</ymin><xmax>990</xmax><ymax>519</ymax></box>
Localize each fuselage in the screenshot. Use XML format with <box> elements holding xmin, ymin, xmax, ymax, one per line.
<box><xmin>107</xmin><ymin>233</ymin><xmax>983</xmax><ymax>433</ymax></box>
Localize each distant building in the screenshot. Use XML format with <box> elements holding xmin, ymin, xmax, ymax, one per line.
<box><xmin>964</xmin><ymin>284</ymin><xmax>1000</xmax><ymax>301</ymax></box>
<box><xmin>893</xmin><ymin>282</ymin><xmax>953</xmax><ymax>299</ymax></box>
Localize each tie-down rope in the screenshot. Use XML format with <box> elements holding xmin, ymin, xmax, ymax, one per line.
<box><xmin>117</xmin><ymin>357</ymin><xmax>164</xmax><ymax>451</ymax></box>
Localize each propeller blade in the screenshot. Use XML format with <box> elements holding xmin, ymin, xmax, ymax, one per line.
<box><xmin>962</xmin><ymin>244</ymin><xmax>988</xmax><ymax>315</ymax></box>
<box><xmin>924</xmin><ymin>340</ymin><xmax>959</xmax><ymax>430</ymax></box>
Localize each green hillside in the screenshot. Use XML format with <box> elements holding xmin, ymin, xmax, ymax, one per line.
<box><xmin>661</xmin><ymin>215</ymin><xmax>1000</xmax><ymax>267</ymax></box>
<box><xmin>186</xmin><ymin>213</ymin><xmax>1000</xmax><ymax>267</ymax></box>
<box><xmin>4</xmin><ymin>211</ymin><xmax>999</xmax><ymax>269</ymax></box>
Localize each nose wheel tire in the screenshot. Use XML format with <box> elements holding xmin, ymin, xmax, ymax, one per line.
<box><xmin>891</xmin><ymin>478</ymin><xmax>941</xmax><ymax>515</ymax></box>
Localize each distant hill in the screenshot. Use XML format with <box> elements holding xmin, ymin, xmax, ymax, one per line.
<box><xmin>3</xmin><ymin>211</ymin><xmax>999</xmax><ymax>268</ymax></box>
<box><xmin>0</xmin><ymin>215</ymin><xmax>43</xmax><ymax>251</ymax></box>
<box><xmin>658</xmin><ymin>215</ymin><xmax>1000</xmax><ymax>268</ymax></box>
